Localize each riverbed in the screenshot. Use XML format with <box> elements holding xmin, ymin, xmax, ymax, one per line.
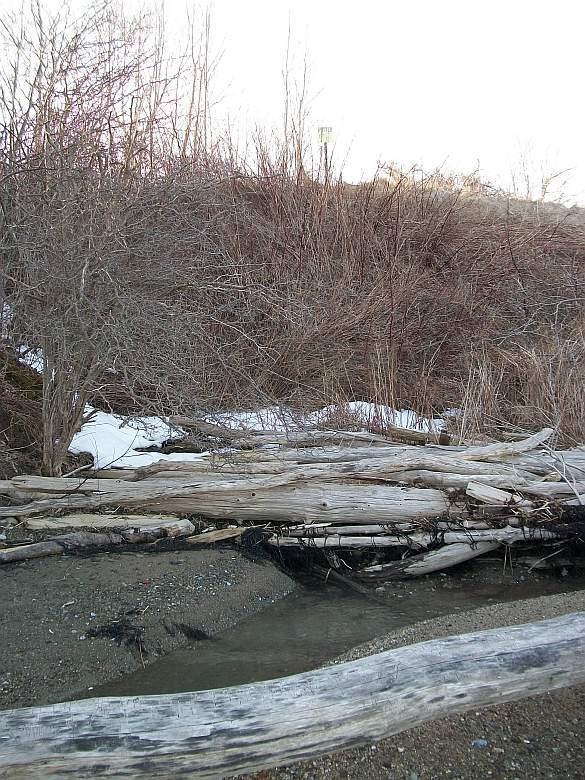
<box><xmin>2</xmin><ymin>541</ymin><xmax>584</xmax><ymax>714</ymax></box>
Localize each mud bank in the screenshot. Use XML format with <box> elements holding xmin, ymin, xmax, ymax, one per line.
<box><xmin>0</xmin><ymin>544</ymin><xmax>295</xmax><ymax>709</ymax></box>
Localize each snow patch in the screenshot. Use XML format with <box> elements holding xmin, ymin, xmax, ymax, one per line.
<box><xmin>70</xmin><ymin>400</ymin><xmax>447</xmax><ymax>470</ymax></box>
<box><xmin>69</xmin><ymin>408</ymin><xmax>205</xmax><ymax>469</ymax></box>
<box><xmin>209</xmin><ymin>401</ymin><xmax>446</xmax><ymax>433</ymax></box>
<box><xmin>208</xmin><ymin>407</ymin><xmax>305</xmax><ymax>433</ymax></box>
<box><xmin>310</xmin><ymin>401</ymin><xmax>446</xmax><ymax>433</ymax></box>
<box><xmin>17</xmin><ymin>345</ymin><xmax>44</xmax><ymax>374</ymax></box>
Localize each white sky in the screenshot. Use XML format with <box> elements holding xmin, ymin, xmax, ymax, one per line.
<box><xmin>5</xmin><ymin>0</ymin><xmax>585</xmax><ymax>202</ymax></box>
<box><xmin>201</xmin><ymin>0</ymin><xmax>585</xmax><ymax>202</ymax></box>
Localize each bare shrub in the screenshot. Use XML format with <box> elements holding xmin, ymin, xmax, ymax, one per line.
<box><xmin>2</xmin><ymin>2</ymin><xmax>585</xmax><ymax>477</ymax></box>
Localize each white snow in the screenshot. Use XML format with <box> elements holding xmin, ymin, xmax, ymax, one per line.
<box><xmin>17</xmin><ymin>345</ymin><xmax>44</xmax><ymax>374</ymax></box>
<box><xmin>69</xmin><ymin>408</ymin><xmax>205</xmax><ymax>469</ymax></box>
<box><xmin>209</xmin><ymin>401</ymin><xmax>446</xmax><ymax>433</ymax></box>
<box><xmin>309</xmin><ymin>401</ymin><xmax>446</xmax><ymax>433</ymax></box>
<box><xmin>70</xmin><ymin>401</ymin><xmax>447</xmax><ymax>470</ymax></box>
<box><xmin>208</xmin><ymin>407</ymin><xmax>305</xmax><ymax>433</ymax></box>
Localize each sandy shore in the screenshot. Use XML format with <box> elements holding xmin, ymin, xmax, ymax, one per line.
<box><xmin>2</xmin><ymin>537</ymin><xmax>585</xmax><ymax>778</ymax></box>
<box><xmin>0</xmin><ymin>542</ymin><xmax>295</xmax><ymax>709</ymax></box>
<box><xmin>256</xmin><ymin>590</ymin><xmax>585</xmax><ymax>780</ymax></box>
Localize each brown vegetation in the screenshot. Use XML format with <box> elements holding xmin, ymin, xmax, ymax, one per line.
<box><xmin>1</xmin><ymin>3</ymin><xmax>584</xmax><ymax>474</ymax></box>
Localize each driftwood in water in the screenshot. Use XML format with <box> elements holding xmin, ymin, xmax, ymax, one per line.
<box><xmin>357</xmin><ymin>541</ymin><xmax>501</xmax><ymax>578</ymax></box>
<box><xmin>0</xmin><ymin>519</ymin><xmax>194</xmax><ymax>564</ymax></box>
<box><xmin>1</xmin><ymin>612</ymin><xmax>584</xmax><ymax>779</ymax></box>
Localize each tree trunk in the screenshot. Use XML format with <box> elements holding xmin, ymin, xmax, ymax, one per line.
<box><xmin>1</xmin><ymin>612</ymin><xmax>584</xmax><ymax>779</ymax></box>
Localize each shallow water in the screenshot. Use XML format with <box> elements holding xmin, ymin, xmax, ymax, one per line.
<box><xmin>93</xmin><ymin>570</ymin><xmax>584</xmax><ymax>698</ymax></box>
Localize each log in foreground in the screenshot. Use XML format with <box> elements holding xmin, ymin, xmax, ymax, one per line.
<box><xmin>1</xmin><ymin>612</ymin><xmax>584</xmax><ymax>779</ymax></box>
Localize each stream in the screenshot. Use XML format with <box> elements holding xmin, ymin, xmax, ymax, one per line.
<box><xmin>92</xmin><ymin>569</ymin><xmax>585</xmax><ymax>698</ymax></box>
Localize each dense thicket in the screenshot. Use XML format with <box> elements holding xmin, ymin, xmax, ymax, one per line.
<box><xmin>1</xmin><ymin>3</ymin><xmax>584</xmax><ymax>473</ymax></box>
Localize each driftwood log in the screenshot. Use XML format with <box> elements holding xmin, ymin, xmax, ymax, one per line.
<box><xmin>0</xmin><ymin>519</ymin><xmax>194</xmax><ymax>564</ymax></box>
<box><xmin>1</xmin><ymin>612</ymin><xmax>584</xmax><ymax>778</ymax></box>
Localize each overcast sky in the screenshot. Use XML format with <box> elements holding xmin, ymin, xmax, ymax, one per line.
<box><xmin>203</xmin><ymin>0</ymin><xmax>585</xmax><ymax>202</ymax></box>
<box><xmin>5</xmin><ymin>0</ymin><xmax>584</xmax><ymax>202</ymax></box>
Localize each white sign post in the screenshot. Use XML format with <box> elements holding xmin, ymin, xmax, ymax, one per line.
<box><xmin>318</xmin><ymin>126</ymin><xmax>333</xmax><ymax>179</ymax></box>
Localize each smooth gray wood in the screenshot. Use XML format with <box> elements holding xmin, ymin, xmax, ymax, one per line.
<box><xmin>1</xmin><ymin>613</ymin><xmax>584</xmax><ymax>779</ymax></box>
<box><xmin>0</xmin><ymin>519</ymin><xmax>194</xmax><ymax>564</ymax></box>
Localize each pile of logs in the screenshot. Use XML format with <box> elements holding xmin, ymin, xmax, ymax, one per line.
<box><xmin>1</xmin><ymin>425</ymin><xmax>584</xmax><ymax>578</ymax></box>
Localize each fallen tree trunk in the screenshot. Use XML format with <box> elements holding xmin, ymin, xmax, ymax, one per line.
<box><xmin>0</xmin><ymin>483</ymin><xmax>454</xmax><ymax>523</ymax></box>
<box><xmin>24</xmin><ymin>513</ymin><xmax>185</xmax><ymax>530</ymax></box>
<box><xmin>1</xmin><ymin>612</ymin><xmax>584</xmax><ymax>779</ymax></box>
<box><xmin>357</xmin><ymin>541</ymin><xmax>501</xmax><ymax>578</ymax></box>
<box><xmin>169</xmin><ymin>416</ymin><xmax>450</xmax><ymax>446</ymax></box>
<box><xmin>266</xmin><ymin>525</ymin><xmax>559</xmax><ymax>550</ymax></box>
<box><xmin>0</xmin><ymin>519</ymin><xmax>194</xmax><ymax>564</ymax></box>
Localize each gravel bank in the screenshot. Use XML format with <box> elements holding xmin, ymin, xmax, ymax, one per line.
<box><xmin>0</xmin><ymin>544</ymin><xmax>295</xmax><ymax>709</ymax></box>
<box><xmin>257</xmin><ymin>590</ymin><xmax>585</xmax><ymax>780</ymax></box>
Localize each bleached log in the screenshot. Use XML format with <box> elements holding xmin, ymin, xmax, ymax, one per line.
<box><xmin>358</xmin><ymin>541</ymin><xmax>500</xmax><ymax>578</ymax></box>
<box><xmin>11</xmin><ymin>472</ymin><xmax>264</xmax><ymax>494</ymax></box>
<box><xmin>284</xmin><ymin>523</ymin><xmax>422</xmax><ymax>536</ymax></box>
<box><xmin>130</xmin><ymin>459</ymin><xmax>291</xmax><ymax>481</ymax></box>
<box><xmin>1</xmin><ymin>613</ymin><xmax>585</xmax><ymax>779</ymax></box>
<box><xmin>25</xmin><ymin>514</ymin><xmax>184</xmax><ymax>530</ymax></box>
<box><xmin>185</xmin><ymin>527</ymin><xmax>247</xmax><ymax>544</ymax></box>
<box><xmin>5</xmin><ymin>453</ymin><xmax>543</xmax><ymax>500</ymax></box>
<box><xmin>466</xmin><ymin>482</ymin><xmax>535</xmax><ymax>511</ymax></box>
<box><xmin>11</xmin><ymin>475</ymin><xmax>146</xmax><ymax>493</ymax></box>
<box><xmin>150</xmin><ymin>484</ymin><xmax>453</xmax><ymax>524</ymax></box>
<box><xmin>461</xmin><ymin>427</ymin><xmax>554</xmax><ymax>461</ymax></box>
<box><xmin>0</xmin><ymin>472</ymin><xmax>454</xmax><ymax>523</ymax></box>
<box><xmin>267</xmin><ymin>533</ymin><xmax>433</xmax><ymax>549</ymax></box>
<box><xmin>267</xmin><ymin>525</ymin><xmax>558</xmax><ymax>550</ymax></box>
<box><xmin>441</xmin><ymin>525</ymin><xmax>558</xmax><ymax>544</ymax></box>
<box><xmin>0</xmin><ymin>519</ymin><xmax>194</xmax><ymax>564</ymax></box>
<box><xmin>521</xmin><ymin>481</ymin><xmax>585</xmax><ymax>498</ymax></box>
<box><xmin>283</xmin><ymin>520</ymin><xmax>491</xmax><ymax>536</ymax></box>
<box><xmin>390</xmin><ymin>470</ymin><xmax>533</xmax><ymax>490</ymax></box>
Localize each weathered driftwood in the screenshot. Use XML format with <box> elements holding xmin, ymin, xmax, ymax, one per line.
<box><xmin>466</xmin><ymin>482</ymin><xmax>535</xmax><ymax>511</ymax></box>
<box><xmin>283</xmin><ymin>520</ymin><xmax>493</xmax><ymax>536</ymax></box>
<box><xmin>1</xmin><ymin>428</ymin><xmax>580</xmax><ymax>578</ymax></box>
<box><xmin>0</xmin><ymin>519</ymin><xmax>194</xmax><ymax>564</ymax></box>
<box><xmin>0</xmin><ymin>427</ymin><xmax>561</xmax><ymax>526</ymax></box>
<box><xmin>1</xmin><ymin>612</ymin><xmax>584</xmax><ymax>779</ymax></box>
<box><xmin>185</xmin><ymin>526</ymin><xmax>247</xmax><ymax>544</ymax></box>
<box><xmin>460</xmin><ymin>427</ymin><xmax>554</xmax><ymax>460</ymax></box>
<box><xmin>0</xmin><ymin>483</ymin><xmax>453</xmax><ymax>524</ymax></box>
<box><xmin>267</xmin><ymin>525</ymin><xmax>558</xmax><ymax>550</ymax></box>
<box><xmin>357</xmin><ymin>541</ymin><xmax>501</xmax><ymax>578</ymax></box>
<box><xmin>284</xmin><ymin>523</ymin><xmax>425</xmax><ymax>536</ymax></box>
<box><xmin>169</xmin><ymin>416</ymin><xmax>449</xmax><ymax>446</ymax></box>
<box><xmin>25</xmin><ymin>513</ymin><xmax>183</xmax><ymax>530</ymax></box>
<box><xmin>9</xmin><ymin>451</ymin><xmax>544</xmax><ymax>495</ymax></box>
